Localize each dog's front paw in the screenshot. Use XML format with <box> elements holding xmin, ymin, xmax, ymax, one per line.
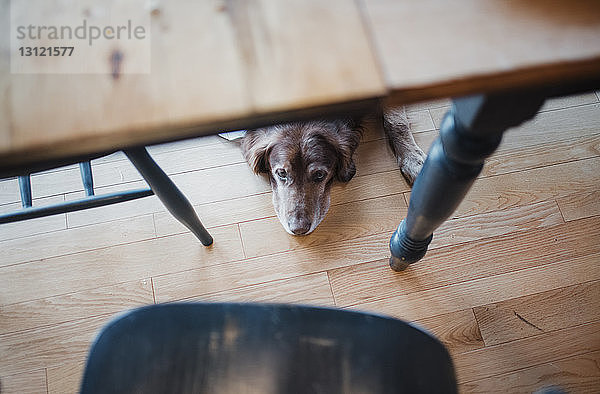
<box><xmin>399</xmin><ymin>147</ymin><xmax>426</xmax><ymax>186</ymax></box>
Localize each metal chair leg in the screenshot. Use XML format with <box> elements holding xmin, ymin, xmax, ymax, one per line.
<box><xmin>18</xmin><ymin>175</ymin><xmax>32</xmax><ymax>208</ymax></box>
<box><xmin>124</xmin><ymin>147</ymin><xmax>213</xmax><ymax>246</ymax></box>
<box><xmin>79</xmin><ymin>161</ymin><xmax>94</xmax><ymax>196</ymax></box>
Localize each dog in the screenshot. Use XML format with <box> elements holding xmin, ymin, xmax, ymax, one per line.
<box><xmin>241</xmin><ymin>108</ymin><xmax>426</xmax><ymax>235</ymax></box>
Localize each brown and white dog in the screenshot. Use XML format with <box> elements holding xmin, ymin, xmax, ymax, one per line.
<box><xmin>241</xmin><ymin>108</ymin><xmax>425</xmax><ymax>235</ymax></box>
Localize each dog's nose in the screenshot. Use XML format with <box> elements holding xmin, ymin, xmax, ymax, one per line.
<box><xmin>289</xmin><ymin>219</ymin><xmax>312</xmax><ymax>235</ymax></box>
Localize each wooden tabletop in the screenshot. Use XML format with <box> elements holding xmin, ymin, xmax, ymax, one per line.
<box><xmin>1</xmin><ymin>0</ymin><xmax>600</xmax><ymax>175</ymax></box>
<box><xmin>364</xmin><ymin>0</ymin><xmax>600</xmax><ymax>104</ymax></box>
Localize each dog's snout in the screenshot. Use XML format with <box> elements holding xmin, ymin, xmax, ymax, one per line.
<box><xmin>289</xmin><ymin>218</ymin><xmax>312</xmax><ymax>235</ymax></box>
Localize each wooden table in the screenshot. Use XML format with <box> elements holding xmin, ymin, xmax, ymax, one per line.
<box><xmin>1</xmin><ymin>0</ymin><xmax>600</xmax><ymax>263</ymax></box>
<box><xmin>3</xmin><ymin>0</ymin><xmax>599</xmax><ymax>174</ymax></box>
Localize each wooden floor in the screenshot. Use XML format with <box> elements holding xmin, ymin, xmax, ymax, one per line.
<box><xmin>1</xmin><ymin>93</ymin><xmax>600</xmax><ymax>393</ymax></box>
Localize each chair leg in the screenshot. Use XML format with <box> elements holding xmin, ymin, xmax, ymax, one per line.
<box><xmin>79</xmin><ymin>161</ymin><xmax>95</xmax><ymax>196</ymax></box>
<box><xmin>389</xmin><ymin>92</ymin><xmax>545</xmax><ymax>271</ymax></box>
<box><xmin>124</xmin><ymin>147</ymin><xmax>213</xmax><ymax>246</ymax></box>
<box><xmin>18</xmin><ymin>175</ymin><xmax>32</xmax><ymax>208</ymax></box>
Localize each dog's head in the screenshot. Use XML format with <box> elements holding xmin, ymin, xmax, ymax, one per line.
<box><xmin>242</xmin><ymin>120</ymin><xmax>361</xmax><ymax>235</ymax></box>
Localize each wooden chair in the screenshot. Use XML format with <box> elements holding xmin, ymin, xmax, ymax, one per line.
<box><xmin>80</xmin><ymin>303</ymin><xmax>457</xmax><ymax>393</ymax></box>
<box><xmin>0</xmin><ymin>147</ymin><xmax>212</xmax><ymax>246</ymax></box>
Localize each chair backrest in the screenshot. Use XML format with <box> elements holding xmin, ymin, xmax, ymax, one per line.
<box><xmin>80</xmin><ymin>303</ymin><xmax>457</xmax><ymax>394</ymax></box>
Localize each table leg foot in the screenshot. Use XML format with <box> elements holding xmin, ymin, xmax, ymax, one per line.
<box><xmin>389</xmin><ymin>220</ymin><xmax>433</xmax><ymax>271</ymax></box>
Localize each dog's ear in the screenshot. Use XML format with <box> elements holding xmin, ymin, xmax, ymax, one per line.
<box><xmin>241</xmin><ymin>129</ymin><xmax>273</xmax><ymax>174</ymax></box>
<box><xmin>336</xmin><ymin>155</ymin><xmax>357</xmax><ymax>182</ymax></box>
<box><xmin>332</xmin><ymin>121</ymin><xmax>362</xmax><ymax>182</ymax></box>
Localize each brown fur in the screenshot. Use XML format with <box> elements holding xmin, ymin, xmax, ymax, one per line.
<box><xmin>241</xmin><ymin>108</ymin><xmax>425</xmax><ymax>235</ymax></box>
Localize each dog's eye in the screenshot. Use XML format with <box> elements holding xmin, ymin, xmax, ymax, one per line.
<box><xmin>275</xmin><ymin>169</ymin><xmax>288</xmax><ymax>180</ymax></box>
<box><xmin>313</xmin><ymin>170</ymin><xmax>326</xmax><ymax>182</ymax></box>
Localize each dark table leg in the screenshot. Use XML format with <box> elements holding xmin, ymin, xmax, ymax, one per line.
<box><xmin>389</xmin><ymin>92</ymin><xmax>546</xmax><ymax>271</ymax></box>
<box><xmin>125</xmin><ymin>147</ymin><xmax>213</xmax><ymax>246</ymax></box>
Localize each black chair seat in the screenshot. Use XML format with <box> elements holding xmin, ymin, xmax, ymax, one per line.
<box><xmin>81</xmin><ymin>303</ymin><xmax>457</xmax><ymax>394</ymax></box>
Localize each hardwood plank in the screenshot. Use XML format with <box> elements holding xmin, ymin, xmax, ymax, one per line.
<box><xmin>407</xmin><ymin>109</ymin><xmax>435</xmax><ymax>133</ymax></box>
<box><xmin>540</xmin><ymin>92</ymin><xmax>599</xmax><ymax>112</ymax></box>
<box><xmin>154</xmin><ymin>217</ymin><xmax>600</xmax><ymax>307</ymax></box>
<box><xmin>405</xmin><ymin>98</ymin><xmax>451</xmax><ymax>113</ymax></box>
<box><xmin>65</xmin><ymin>162</ymin><xmax>271</xmax><ymax>227</ymax></box>
<box><xmin>353</xmin><ymin>127</ymin><xmax>438</xmax><ymax>176</ymax></box>
<box><xmin>65</xmin><ymin>180</ymin><xmax>164</xmax><ymax>228</ymax></box>
<box><xmin>0</xmin><ymin>214</ymin><xmax>156</xmax><ymax>267</ymax></box>
<box><xmin>26</xmin><ymin>141</ymin><xmax>245</xmax><ymax>200</ymax></box>
<box><xmin>145</xmin><ymin>134</ymin><xmax>226</xmax><ymax>155</ymax></box>
<box><xmin>353</xmin><ymin>113</ymin><xmax>433</xmax><ymax>175</ymax></box>
<box><xmin>431</xmin><ymin>102</ymin><xmax>600</xmax><ymax>142</ymax></box>
<box><xmin>0</xmin><ymin>195</ymin><xmax>67</xmax><ymax>241</ymax></box>
<box><xmin>43</xmin><ymin>134</ymin><xmax>227</xmax><ymax>171</ymax></box>
<box><xmin>413</xmin><ymin>130</ymin><xmax>437</xmax><ymax>153</ymax></box>
<box><xmin>557</xmin><ymin>189</ymin><xmax>600</xmax><ymax>221</ymax></box>
<box><xmin>453</xmin><ymin>156</ymin><xmax>600</xmax><ymax>219</ymax></box>
<box><xmin>360</xmin><ymin>121</ymin><xmax>385</xmax><ymax>142</ymax></box>
<box><xmin>482</xmin><ymin>134</ymin><xmax>600</xmax><ymax>178</ymax></box>
<box><xmin>430</xmin><ymin>94</ymin><xmax>600</xmax><ymax>130</ymax></box>
<box><xmin>364</xmin><ymin>0</ymin><xmax>600</xmax><ymax>103</ymax></box>
<box><xmin>143</xmin><ymin>139</ymin><xmax>245</xmax><ymax>174</ymax></box>
<box><xmin>0</xmin><ymin>178</ymin><xmax>20</xmax><ymax>204</ymax></box>
<box><xmin>0</xmin><ymin>225</ymin><xmax>243</xmax><ymax>305</ymax></box>
<box><xmin>413</xmin><ymin>309</ymin><xmax>484</xmax><ymax>354</ymax></box>
<box><xmin>0</xmin><ymin>278</ymin><xmax>153</xmax><ymax>335</ymax></box>
<box><xmin>473</xmin><ymin>280</ymin><xmax>600</xmax><ymax>346</ymax></box>
<box><xmin>34</xmin><ymin>162</ymin><xmax>79</xmax><ymax>176</ymax></box>
<box><xmin>47</xmin><ymin>362</ymin><xmax>84</xmax><ymax>394</ymax></box>
<box><xmin>347</xmin><ymin>251</ymin><xmax>600</xmax><ymax>322</ymax></box>
<box><xmin>131</xmin><ymin>162</ymin><xmax>271</xmax><ymax>207</ymax></box>
<box><xmin>452</xmin><ymin>321</ymin><xmax>600</xmax><ymax>384</ymax></box>
<box><xmin>331</xmin><ymin>169</ymin><xmax>410</xmax><ymax>205</ymax></box>
<box><xmin>62</xmin><ymin>163</ymin><xmax>270</xmax><ymax>228</ymax></box>
<box><xmin>239</xmin><ymin>194</ymin><xmax>407</xmax><ymax>259</ymax></box>
<box><xmin>175</xmin><ymin>272</ymin><xmax>334</xmax><ymax>307</ymax></box>
<box><xmin>152</xmin><ymin>231</ymin><xmax>392</xmax><ymax>303</ymax></box>
<box><xmin>429</xmin><ymin>105</ymin><xmax>450</xmax><ymax>130</ymax></box>
<box><xmin>0</xmin><ymin>314</ymin><xmax>109</xmax><ymax>376</ymax></box>
<box><xmin>354</xmin><ymin>139</ymin><xmax>401</xmax><ymax>177</ymax></box>
<box><xmin>28</xmin><ymin>166</ymin><xmax>84</xmax><ymax>200</ymax></box>
<box><xmin>460</xmin><ymin>350</ymin><xmax>600</xmax><ymax>394</ymax></box>
<box><xmin>329</xmin><ymin>204</ymin><xmax>585</xmax><ymax>307</ymax></box>
<box><xmin>155</xmin><ymin>193</ymin><xmax>274</xmax><ymax>237</ymax></box>
<box><xmin>0</xmin><ymin>194</ymin><xmax>65</xmax><ymax>214</ymax></box>
<box><xmin>414</xmin><ymin>111</ymin><xmax>600</xmax><ymax>181</ymax></box>
<box><xmin>429</xmin><ymin>200</ymin><xmax>563</xmax><ymax>250</ymax></box>
<box><xmin>0</xmin><ymin>369</ymin><xmax>47</xmax><ymax>394</ymax></box>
